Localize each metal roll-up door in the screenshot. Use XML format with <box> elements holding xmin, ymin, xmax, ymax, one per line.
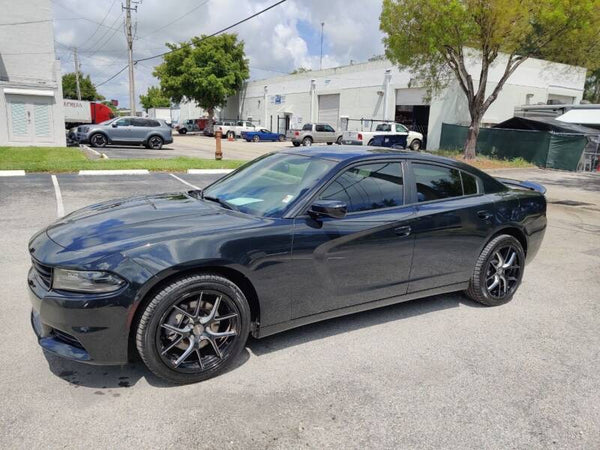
<box><xmin>318</xmin><ymin>94</ymin><xmax>340</xmax><ymax>129</ymax></box>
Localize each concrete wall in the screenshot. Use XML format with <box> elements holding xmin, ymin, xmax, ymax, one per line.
<box><xmin>0</xmin><ymin>0</ymin><xmax>65</xmax><ymax>147</ymax></box>
<box><xmin>219</xmin><ymin>53</ymin><xmax>586</xmax><ymax>150</ymax></box>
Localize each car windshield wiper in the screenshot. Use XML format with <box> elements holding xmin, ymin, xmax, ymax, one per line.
<box><xmin>202</xmin><ymin>194</ymin><xmax>236</xmax><ymax>211</ymax></box>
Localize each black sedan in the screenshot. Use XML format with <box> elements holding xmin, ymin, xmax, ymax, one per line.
<box><xmin>28</xmin><ymin>148</ymin><xmax>547</xmax><ymax>384</ymax></box>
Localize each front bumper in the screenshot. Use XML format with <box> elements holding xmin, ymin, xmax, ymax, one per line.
<box><xmin>28</xmin><ymin>265</ymin><xmax>136</xmax><ymax>365</ymax></box>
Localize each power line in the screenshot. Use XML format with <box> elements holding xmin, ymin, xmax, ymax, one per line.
<box><xmin>79</xmin><ymin>0</ymin><xmax>119</xmax><ymax>49</ymax></box>
<box><xmin>139</xmin><ymin>0</ymin><xmax>210</xmax><ymax>39</ymax></box>
<box><xmin>95</xmin><ymin>0</ymin><xmax>288</xmax><ymax>87</ymax></box>
<box><xmin>0</xmin><ymin>19</ymin><xmax>52</xmax><ymax>26</ymax></box>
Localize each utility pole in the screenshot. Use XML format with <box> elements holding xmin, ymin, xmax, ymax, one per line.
<box><xmin>320</xmin><ymin>22</ymin><xmax>324</xmax><ymax>71</ymax></box>
<box><xmin>123</xmin><ymin>0</ymin><xmax>138</xmax><ymax>116</ymax></box>
<box><xmin>73</xmin><ymin>47</ymin><xmax>81</xmax><ymax>100</ymax></box>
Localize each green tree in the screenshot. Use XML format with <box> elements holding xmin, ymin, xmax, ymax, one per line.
<box><xmin>62</xmin><ymin>72</ymin><xmax>104</xmax><ymax>101</ymax></box>
<box><xmin>154</xmin><ymin>33</ymin><xmax>249</xmax><ymax>127</ymax></box>
<box><xmin>380</xmin><ymin>0</ymin><xmax>600</xmax><ymax>158</ymax></box>
<box><xmin>139</xmin><ymin>86</ymin><xmax>171</xmax><ymax>110</ymax></box>
<box><xmin>584</xmin><ymin>69</ymin><xmax>600</xmax><ymax>103</ymax></box>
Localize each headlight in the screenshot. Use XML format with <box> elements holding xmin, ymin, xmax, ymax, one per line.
<box><xmin>53</xmin><ymin>268</ymin><xmax>125</xmax><ymax>293</ymax></box>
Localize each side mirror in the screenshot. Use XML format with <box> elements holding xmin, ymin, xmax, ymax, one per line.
<box><xmin>112</xmin><ymin>123</ymin><xmax>118</xmax><ymax>128</ymax></box>
<box><xmin>308</xmin><ymin>200</ymin><xmax>347</xmax><ymax>219</ymax></box>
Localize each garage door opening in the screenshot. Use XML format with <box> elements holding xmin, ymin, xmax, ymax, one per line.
<box><xmin>318</xmin><ymin>94</ymin><xmax>340</xmax><ymax>129</ymax></box>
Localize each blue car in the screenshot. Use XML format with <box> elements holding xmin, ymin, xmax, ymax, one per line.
<box><xmin>243</xmin><ymin>129</ymin><xmax>286</xmax><ymax>142</ymax></box>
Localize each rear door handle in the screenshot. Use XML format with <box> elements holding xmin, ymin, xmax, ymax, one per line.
<box><xmin>477</xmin><ymin>210</ymin><xmax>493</xmax><ymax>221</ymax></box>
<box><xmin>394</xmin><ymin>225</ymin><xmax>411</xmax><ymax>237</ymax></box>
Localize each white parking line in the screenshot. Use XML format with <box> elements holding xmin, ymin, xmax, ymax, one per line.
<box><xmin>78</xmin><ymin>169</ymin><xmax>149</xmax><ymax>175</ymax></box>
<box><xmin>0</xmin><ymin>170</ymin><xmax>26</xmax><ymax>177</ymax></box>
<box><xmin>187</xmin><ymin>169</ymin><xmax>234</xmax><ymax>174</ymax></box>
<box><xmin>51</xmin><ymin>175</ymin><xmax>65</xmax><ymax>218</ymax></box>
<box><xmin>169</xmin><ymin>173</ymin><xmax>200</xmax><ymax>190</ymax></box>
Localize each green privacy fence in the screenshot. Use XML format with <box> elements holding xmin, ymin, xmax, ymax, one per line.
<box><xmin>439</xmin><ymin>123</ymin><xmax>587</xmax><ymax>171</ymax></box>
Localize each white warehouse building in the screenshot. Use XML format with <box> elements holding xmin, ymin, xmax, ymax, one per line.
<box><xmin>220</xmin><ymin>55</ymin><xmax>586</xmax><ymax>150</ymax></box>
<box><xmin>0</xmin><ymin>0</ymin><xmax>66</xmax><ymax>147</ymax></box>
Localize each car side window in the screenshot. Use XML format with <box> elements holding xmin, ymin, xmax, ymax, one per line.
<box><xmin>413</xmin><ymin>163</ymin><xmax>463</xmax><ymax>202</ymax></box>
<box><xmin>315</xmin><ymin>124</ymin><xmax>325</xmax><ymax>132</ymax></box>
<box><xmin>323</xmin><ymin>125</ymin><xmax>335</xmax><ymax>132</ymax></box>
<box><xmin>319</xmin><ymin>162</ymin><xmax>404</xmax><ymax>213</ymax></box>
<box><xmin>396</xmin><ymin>124</ymin><xmax>408</xmax><ymax>132</ymax></box>
<box><xmin>115</xmin><ymin>118</ymin><xmax>131</xmax><ymax>126</ymax></box>
<box><xmin>461</xmin><ymin>171</ymin><xmax>478</xmax><ymax>195</ymax></box>
<box><xmin>302</xmin><ymin>124</ymin><xmax>312</xmax><ymax>131</ymax></box>
<box><xmin>131</xmin><ymin>118</ymin><xmax>147</xmax><ymax>127</ymax></box>
<box><xmin>246</xmin><ymin>122</ymin><xmax>253</xmax><ymax>127</ymax></box>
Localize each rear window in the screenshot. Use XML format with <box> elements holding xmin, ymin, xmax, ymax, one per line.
<box><xmin>302</xmin><ymin>124</ymin><xmax>312</xmax><ymax>131</ymax></box>
<box><xmin>461</xmin><ymin>171</ymin><xmax>478</xmax><ymax>195</ymax></box>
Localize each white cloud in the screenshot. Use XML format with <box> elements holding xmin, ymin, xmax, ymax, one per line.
<box><xmin>51</xmin><ymin>0</ymin><xmax>385</xmax><ymax>108</ymax></box>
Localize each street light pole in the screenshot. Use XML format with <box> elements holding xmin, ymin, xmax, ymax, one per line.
<box><xmin>73</xmin><ymin>47</ymin><xmax>81</xmax><ymax>100</ymax></box>
<box><xmin>320</xmin><ymin>22</ymin><xmax>324</xmax><ymax>71</ymax></box>
<box><xmin>123</xmin><ymin>0</ymin><xmax>137</xmax><ymax>116</ymax></box>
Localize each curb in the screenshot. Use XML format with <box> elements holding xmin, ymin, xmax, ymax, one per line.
<box><xmin>0</xmin><ymin>170</ymin><xmax>26</xmax><ymax>177</ymax></box>
<box><xmin>187</xmin><ymin>169</ymin><xmax>234</xmax><ymax>174</ymax></box>
<box><xmin>78</xmin><ymin>169</ymin><xmax>150</xmax><ymax>175</ymax></box>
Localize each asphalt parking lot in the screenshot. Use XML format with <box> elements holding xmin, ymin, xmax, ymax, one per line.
<box><xmin>97</xmin><ymin>133</ymin><xmax>299</xmax><ymax>160</ymax></box>
<box><xmin>1</xmin><ymin>168</ymin><xmax>599</xmax><ymax>448</ymax></box>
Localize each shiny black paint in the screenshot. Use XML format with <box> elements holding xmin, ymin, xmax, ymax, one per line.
<box><xmin>28</xmin><ymin>147</ymin><xmax>547</xmax><ymax>365</ymax></box>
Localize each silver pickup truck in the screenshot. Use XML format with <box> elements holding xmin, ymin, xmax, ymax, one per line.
<box><xmin>286</xmin><ymin>123</ymin><xmax>343</xmax><ymax>146</ymax></box>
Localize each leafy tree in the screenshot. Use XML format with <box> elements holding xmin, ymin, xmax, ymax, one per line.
<box><xmin>290</xmin><ymin>67</ymin><xmax>311</xmax><ymax>74</ymax></box>
<box><xmin>139</xmin><ymin>86</ymin><xmax>171</xmax><ymax>110</ymax></box>
<box><xmin>154</xmin><ymin>33</ymin><xmax>249</xmax><ymax>127</ymax></box>
<box><xmin>62</xmin><ymin>72</ymin><xmax>104</xmax><ymax>101</ymax></box>
<box><xmin>380</xmin><ymin>0</ymin><xmax>600</xmax><ymax>158</ymax></box>
<box><xmin>584</xmin><ymin>69</ymin><xmax>600</xmax><ymax>103</ymax></box>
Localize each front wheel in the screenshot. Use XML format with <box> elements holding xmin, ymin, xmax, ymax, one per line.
<box><xmin>136</xmin><ymin>274</ymin><xmax>251</xmax><ymax>384</ymax></box>
<box><xmin>90</xmin><ymin>133</ymin><xmax>107</xmax><ymax>148</ymax></box>
<box><xmin>227</xmin><ymin>131</ymin><xmax>235</xmax><ymax>140</ymax></box>
<box><xmin>179</xmin><ymin>128</ymin><xmax>187</xmax><ymax>135</ymax></box>
<box><xmin>252</xmin><ymin>135</ymin><xmax>260</xmax><ymax>142</ymax></box>
<box><xmin>409</xmin><ymin>139</ymin><xmax>422</xmax><ymax>151</ymax></box>
<box><xmin>465</xmin><ymin>234</ymin><xmax>525</xmax><ymax>306</ymax></box>
<box><xmin>278</xmin><ymin>134</ymin><xmax>286</xmax><ymax>142</ymax></box>
<box><xmin>336</xmin><ymin>136</ymin><xmax>343</xmax><ymax>145</ymax></box>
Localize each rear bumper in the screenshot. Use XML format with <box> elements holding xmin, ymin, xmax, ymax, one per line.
<box><xmin>28</xmin><ymin>266</ymin><xmax>135</xmax><ymax>365</ymax></box>
<box><xmin>341</xmin><ymin>139</ymin><xmax>364</xmax><ymax>146</ymax></box>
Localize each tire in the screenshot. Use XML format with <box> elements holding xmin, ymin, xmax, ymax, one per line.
<box><xmin>147</xmin><ymin>135</ymin><xmax>164</xmax><ymax>150</ymax></box>
<box><xmin>336</xmin><ymin>136</ymin><xmax>343</xmax><ymax>145</ymax></box>
<box><xmin>227</xmin><ymin>131</ymin><xmax>235</xmax><ymax>140</ymax></box>
<box><xmin>136</xmin><ymin>273</ymin><xmax>251</xmax><ymax>384</ymax></box>
<box><xmin>327</xmin><ymin>142</ymin><xmax>333</xmax><ymax>145</ymax></box>
<box><xmin>293</xmin><ymin>142</ymin><xmax>301</xmax><ymax>147</ymax></box>
<box><xmin>278</xmin><ymin>135</ymin><xmax>286</xmax><ymax>142</ymax></box>
<box><xmin>179</xmin><ymin>128</ymin><xmax>187</xmax><ymax>135</ymax></box>
<box><xmin>302</xmin><ymin>136</ymin><xmax>313</xmax><ymax>146</ymax></box>
<box><xmin>90</xmin><ymin>133</ymin><xmax>107</xmax><ymax>148</ymax></box>
<box><xmin>409</xmin><ymin>139</ymin><xmax>422</xmax><ymax>151</ymax></box>
<box><xmin>367</xmin><ymin>139</ymin><xmax>375</xmax><ymax>146</ymax></box>
<box><xmin>252</xmin><ymin>135</ymin><xmax>260</xmax><ymax>142</ymax></box>
<box><xmin>465</xmin><ymin>234</ymin><xmax>525</xmax><ymax>306</ymax></box>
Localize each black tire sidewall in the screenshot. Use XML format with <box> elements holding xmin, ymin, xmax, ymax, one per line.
<box><xmin>136</xmin><ymin>274</ymin><xmax>251</xmax><ymax>384</ymax></box>
<box><xmin>91</xmin><ymin>133</ymin><xmax>107</xmax><ymax>148</ymax></box>
<box><xmin>410</xmin><ymin>139</ymin><xmax>421</xmax><ymax>151</ymax></box>
<box><xmin>149</xmin><ymin>136</ymin><xmax>163</xmax><ymax>149</ymax></box>
<box><xmin>303</xmin><ymin>137</ymin><xmax>312</xmax><ymax>146</ymax></box>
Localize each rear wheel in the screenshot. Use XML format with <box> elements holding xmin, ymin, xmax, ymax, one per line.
<box><xmin>252</xmin><ymin>135</ymin><xmax>260</xmax><ymax>142</ymax></box>
<box><xmin>136</xmin><ymin>274</ymin><xmax>250</xmax><ymax>384</ymax></box>
<box><xmin>466</xmin><ymin>235</ymin><xmax>525</xmax><ymax>306</ymax></box>
<box><xmin>147</xmin><ymin>135</ymin><xmax>164</xmax><ymax>149</ymax></box>
<box><xmin>302</xmin><ymin>136</ymin><xmax>313</xmax><ymax>146</ymax></box>
<box><xmin>292</xmin><ymin>142</ymin><xmax>301</xmax><ymax>147</ymax></box>
<box><xmin>179</xmin><ymin>128</ymin><xmax>187</xmax><ymax>135</ymax></box>
<box><xmin>368</xmin><ymin>139</ymin><xmax>375</xmax><ymax>146</ymax></box>
<box><xmin>90</xmin><ymin>133</ymin><xmax>107</xmax><ymax>148</ymax></box>
<box><xmin>278</xmin><ymin>134</ymin><xmax>286</xmax><ymax>142</ymax></box>
<box><xmin>336</xmin><ymin>135</ymin><xmax>343</xmax><ymax>145</ymax></box>
<box><xmin>227</xmin><ymin>131</ymin><xmax>235</xmax><ymax>139</ymax></box>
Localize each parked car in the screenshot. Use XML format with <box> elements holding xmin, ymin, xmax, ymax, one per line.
<box><xmin>28</xmin><ymin>147</ymin><xmax>547</xmax><ymax>384</ymax></box>
<box><xmin>342</xmin><ymin>122</ymin><xmax>423</xmax><ymax>150</ymax></box>
<box><xmin>76</xmin><ymin>117</ymin><xmax>173</xmax><ymax>149</ymax></box>
<box><xmin>175</xmin><ymin>119</ymin><xmax>205</xmax><ymax>135</ymax></box>
<box><xmin>242</xmin><ymin>129</ymin><xmax>286</xmax><ymax>142</ymax></box>
<box><xmin>212</xmin><ymin>120</ymin><xmax>256</xmax><ymax>138</ymax></box>
<box><xmin>287</xmin><ymin>123</ymin><xmax>343</xmax><ymax>146</ymax></box>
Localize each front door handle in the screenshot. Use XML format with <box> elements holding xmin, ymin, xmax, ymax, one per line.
<box><xmin>394</xmin><ymin>225</ymin><xmax>411</xmax><ymax>237</ymax></box>
<box><xmin>477</xmin><ymin>210</ymin><xmax>493</xmax><ymax>221</ymax></box>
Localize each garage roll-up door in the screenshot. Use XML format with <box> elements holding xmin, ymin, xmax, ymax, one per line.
<box><xmin>318</xmin><ymin>94</ymin><xmax>340</xmax><ymax>129</ymax></box>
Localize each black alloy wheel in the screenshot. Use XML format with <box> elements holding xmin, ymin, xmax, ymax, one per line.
<box><xmin>148</xmin><ymin>136</ymin><xmax>164</xmax><ymax>149</ymax></box>
<box><xmin>90</xmin><ymin>133</ymin><xmax>107</xmax><ymax>148</ymax></box>
<box><xmin>466</xmin><ymin>234</ymin><xmax>525</xmax><ymax>306</ymax></box>
<box><xmin>136</xmin><ymin>274</ymin><xmax>250</xmax><ymax>384</ymax></box>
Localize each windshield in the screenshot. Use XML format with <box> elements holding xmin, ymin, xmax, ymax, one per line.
<box><xmin>202</xmin><ymin>153</ymin><xmax>336</xmax><ymax>217</ymax></box>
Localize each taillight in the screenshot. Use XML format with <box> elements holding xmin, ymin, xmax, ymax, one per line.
<box><xmin>295</xmin><ymin>131</ymin><xmax>299</xmax><ymax>136</ymax></box>
<box><xmin>358</xmin><ymin>133</ymin><xmax>363</xmax><ymax>140</ymax></box>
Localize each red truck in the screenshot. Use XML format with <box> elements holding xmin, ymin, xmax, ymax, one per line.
<box><xmin>64</xmin><ymin>99</ymin><xmax>115</xmax><ymax>128</ymax></box>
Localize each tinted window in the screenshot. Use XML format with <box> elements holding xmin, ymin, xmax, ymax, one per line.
<box><xmin>131</xmin><ymin>118</ymin><xmax>148</xmax><ymax>127</ymax></box>
<box><xmin>376</xmin><ymin>124</ymin><xmax>391</xmax><ymax>131</ymax></box>
<box><xmin>323</xmin><ymin>124</ymin><xmax>335</xmax><ymax>132</ymax></box>
<box><xmin>461</xmin><ymin>171</ymin><xmax>478</xmax><ymax>195</ymax></box>
<box><xmin>302</xmin><ymin>124</ymin><xmax>312</xmax><ymax>131</ymax></box>
<box><xmin>413</xmin><ymin>163</ymin><xmax>463</xmax><ymax>202</ymax></box>
<box><xmin>320</xmin><ymin>162</ymin><xmax>403</xmax><ymax>213</ymax></box>
<box><xmin>396</xmin><ymin>124</ymin><xmax>408</xmax><ymax>132</ymax></box>
<box><xmin>315</xmin><ymin>124</ymin><xmax>326</xmax><ymax>132</ymax></box>
<box><xmin>114</xmin><ymin>118</ymin><xmax>131</xmax><ymax>126</ymax></box>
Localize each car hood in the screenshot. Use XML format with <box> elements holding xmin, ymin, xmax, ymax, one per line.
<box><xmin>45</xmin><ymin>192</ymin><xmax>262</xmax><ymax>253</ymax></box>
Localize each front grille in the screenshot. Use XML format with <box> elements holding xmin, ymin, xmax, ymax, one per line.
<box><xmin>52</xmin><ymin>329</ymin><xmax>84</xmax><ymax>349</ymax></box>
<box><xmin>32</xmin><ymin>259</ymin><xmax>52</xmax><ymax>288</ymax></box>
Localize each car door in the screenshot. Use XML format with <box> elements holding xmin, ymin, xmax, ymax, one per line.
<box><xmin>291</xmin><ymin>160</ymin><xmax>417</xmax><ymax>318</ymax></box>
<box><xmin>109</xmin><ymin>118</ymin><xmax>133</xmax><ymax>142</ymax></box>
<box><xmin>323</xmin><ymin>124</ymin><xmax>336</xmax><ymax>142</ymax></box>
<box><xmin>314</xmin><ymin>124</ymin><xmax>326</xmax><ymax>143</ymax></box>
<box><xmin>406</xmin><ymin>161</ymin><xmax>497</xmax><ymax>293</ymax></box>
<box><xmin>131</xmin><ymin>118</ymin><xmax>151</xmax><ymax>142</ymax></box>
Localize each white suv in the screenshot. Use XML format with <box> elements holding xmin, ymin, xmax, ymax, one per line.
<box><xmin>212</xmin><ymin>120</ymin><xmax>256</xmax><ymax>138</ymax></box>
